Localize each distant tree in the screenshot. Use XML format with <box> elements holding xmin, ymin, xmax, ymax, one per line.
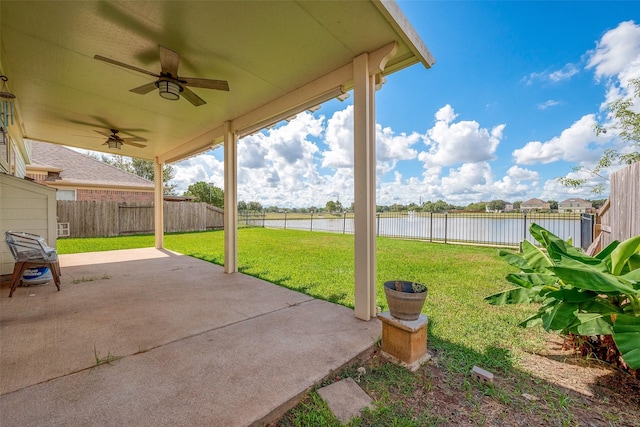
<box><xmin>422</xmin><ymin>200</ymin><xmax>452</xmax><ymax>213</ymax></box>
<box><xmin>237</xmin><ymin>200</ymin><xmax>247</xmax><ymax>211</ymax></box>
<box><xmin>465</xmin><ymin>202</ymin><xmax>486</xmax><ymax>212</ymax></box>
<box><xmin>101</xmin><ymin>155</ymin><xmax>177</xmax><ymax>195</ymax></box>
<box><xmin>390</xmin><ymin>203</ymin><xmax>404</xmax><ymax>212</ymax></box>
<box><xmin>247</xmin><ymin>201</ymin><xmax>263</xmax><ymax>211</ymax></box>
<box><xmin>407</xmin><ymin>202</ymin><xmax>420</xmax><ymax>211</ymax></box>
<box><xmin>513</xmin><ymin>201</ymin><xmax>522</xmax><ymax>210</ymax></box>
<box><xmin>589</xmin><ymin>198</ymin><xmax>607</xmax><ymax>210</ymax></box>
<box><xmin>559</xmin><ymin>77</ymin><xmax>640</xmax><ymax>193</ymax></box>
<box><xmin>548</xmin><ymin>200</ymin><xmax>558</xmax><ymax>210</ymax></box>
<box><xmin>184</xmin><ymin>182</ymin><xmax>224</xmax><ymax>208</ymax></box>
<box><xmin>325</xmin><ymin>200</ymin><xmax>343</xmax><ymax>213</ymax></box>
<box><xmin>487</xmin><ymin>200</ymin><xmax>506</xmax><ymax>211</ymax></box>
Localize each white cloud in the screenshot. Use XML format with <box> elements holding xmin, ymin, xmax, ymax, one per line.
<box><xmin>537</xmin><ymin>100</ymin><xmax>561</xmax><ymax>110</ymax></box>
<box><xmin>172</xmin><ymin>152</ymin><xmax>225</xmax><ymax>192</ymax></box>
<box><xmin>549</xmin><ymin>64</ymin><xmax>580</xmax><ymax>82</ymax></box>
<box><xmin>238</xmin><ymin>112</ymin><xmax>325</xmax><ymax>198</ymax></box>
<box><xmin>512</xmin><ymin>114</ymin><xmax>605</xmax><ymax>164</ymax></box>
<box><xmin>322</xmin><ymin>105</ymin><xmax>420</xmax><ymax>173</ymax></box>
<box><xmin>587</xmin><ymin>20</ymin><xmax>640</xmax><ymax>110</ymax></box>
<box><xmin>418</xmin><ymin>105</ymin><xmax>505</xmax><ymax>168</ymax></box>
<box><xmin>322</xmin><ymin>107</ymin><xmax>354</xmax><ymax>169</ymax></box>
<box><xmin>523</xmin><ymin>63</ymin><xmax>579</xmax><ymax>85</ymax></box>
<box><xmin>540</xmin><ymin>174</ymin><xmax>601</xmax><ymax>202</ymax></box>
<box><xmin>506</xmin><ymin>165</ymin><xmax>539</xmax><ymax>182</ymax></box>
<box><xmin>587</xmin><ymin>20</ymin><xmax>640</xmax><ymax>82</ymax></box>
<box><xmin>441</xmin><ymin>162</ymin><xmax>493</xmax><ymax>195</ymax></box>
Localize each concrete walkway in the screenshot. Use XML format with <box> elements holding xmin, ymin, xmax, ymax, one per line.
<box><xmin>0</xmin><ymin>248</ymin><xmax>381</xmax><ymax>426</ymax></box>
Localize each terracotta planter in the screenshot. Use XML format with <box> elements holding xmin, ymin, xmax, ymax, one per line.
<box><xmin>383</xmin><ymin>280</ymin><xmax>428</xmax><ymax>321</ymax></box>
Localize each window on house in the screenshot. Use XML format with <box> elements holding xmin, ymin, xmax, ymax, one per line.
<box><xmin>56</xmin><ymin>189</ymin><xmax>76</xmax><ymax>201</ymax></box>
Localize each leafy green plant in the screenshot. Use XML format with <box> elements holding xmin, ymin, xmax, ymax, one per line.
<box><xmin>411</xmin><ymin>282</ymin><xmax>427</xmax><ymax>293</ymax></box>
<box><xmin>93</xmin><ymin>344</ymin><xmax>122</xmax><ymax>366</ymax></box>
<box><xmin>393</xmin><ymin>280</ymin><xmax>426</xmax><ymax>293</ymax></box>
<box><xmin>486</xmin><ymin>223</ymin><xmax>640</xmax><ymax>369</ymax></box>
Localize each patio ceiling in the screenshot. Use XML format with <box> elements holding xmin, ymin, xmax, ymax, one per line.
<box><xmin>0</xmin><ymin>0</ymin><xmax>433</xmax><ymax>163</ymax></box>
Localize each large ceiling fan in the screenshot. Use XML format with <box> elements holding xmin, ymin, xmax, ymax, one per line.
<box><xmin>96</xmin><ymin>129</ymin><xmax>147</xmax><ymax>150</ymax></box>
<box><xmin>94</xmin><ymin>45</ymin><xmax>229</xmax><ymax>107</ymax></box>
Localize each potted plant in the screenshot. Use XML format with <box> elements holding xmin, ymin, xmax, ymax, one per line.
<box><xmin>383</xmin><ymin>280</ymin><xmax>428</xmax><ymax>321</ymax></box>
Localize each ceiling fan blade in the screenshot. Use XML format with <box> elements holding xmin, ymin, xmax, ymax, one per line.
<box><xmin>94</xmin><ymin>130</ymin><xmax>111</xmax><ymax>137</ymax></box>
<box><xmin>122</xmin><ymin>141</ymin><xmax>147</xmax><ymax>148</ymax></box>
<box><xmin>182</xmin><ymin>77</ymin><xmax>229</xmax><ymax>91</ymax></box>
<box><xmin>181</xmin><ymin>86</ymin><xmax>206</xmax><ymax>107</ymax></box>
<box><xmin>121</xmin><ymin>136</ymin><xmax>147</xmax><ymax>142</ymax></box>
<box><xmin>94</xmin><ymin>55</ymin><xmax>159</xmax><ymax>78</ymax></box>
<box><xmin>159</xmin><ymin>45</ymin><xmax>180</xmax><ymax>77</ymax></box>
<box><xmin>130</xmin><ymin>82</ymin><xmax>157</xmax><ymax>94</ymax></box>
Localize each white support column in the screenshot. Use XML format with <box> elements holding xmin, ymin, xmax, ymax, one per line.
<box><xmin>223</xmin><ymin>121</ymin><xmax>238</xmax><ymax>273</ymax></box>
<box><xmin>154</xmin><ymin>158</ymin><xmax>164</xmax><ymax>249</ymax></box>
<box><xmin>353</xmin><ymin>53</ymin><xmax>377</xmax><ymax>321</ymax></box>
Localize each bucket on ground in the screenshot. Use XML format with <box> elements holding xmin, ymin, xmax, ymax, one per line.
<box><xmin>22</xmin><ymin>266</ymin><xmax>53</xmax><ymax>285</ymax></box>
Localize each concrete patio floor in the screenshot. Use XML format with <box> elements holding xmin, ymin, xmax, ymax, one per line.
<box><xmin>0</xmin><ymin>248</ymin><xmax>381</xmax><ymax>426</ymax></box>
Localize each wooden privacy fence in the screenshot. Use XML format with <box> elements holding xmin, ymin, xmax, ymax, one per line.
<box><xmin>590</xmin><ymin>161</ymin><xmax>640</xmax><ymax>253</ymax></box>
<box><xmin>57</xmin><ymin>201</ymin><xmax>224</xmax><ymax>238</ymax></box>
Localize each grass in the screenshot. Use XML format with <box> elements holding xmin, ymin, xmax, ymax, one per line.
<box><xmin>93</xmin><ymin>344</ymin><xmax>122</xmax><ymax>367</ymax></box>
<box><xmin>63</xmin><ymin>228</ymin><xmax>627</xmax><ymax>425</ymax></box>
<box><xmin>59</xmin><ymin>228</ymin><xmax>546</xmax><ymax>374</ymax></box>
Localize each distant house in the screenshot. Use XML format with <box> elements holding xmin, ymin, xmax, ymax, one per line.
<box><xmin>521</xmin><ymin>198</ymin><xmax>551</xmax><ymax>212</ymax></box>
<box><xmin>504</xmin><ymin>203</ymin><xmax>514</xmax><ymax>212</ymax></box>
<box><xmin>559</xmin><ymin>198</ymin><xmax>593</xmax><ymax>213</ymax></box>
<box><xmin>26</xmin><ymin>141</ymin><xmax>154</xmax><ymax>203</ymax></box>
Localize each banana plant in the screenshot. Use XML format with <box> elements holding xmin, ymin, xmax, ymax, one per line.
<box><xmin>486</xmin><ymin>223</ymin><xmax>640</xmax><ymax>369</ymax></box>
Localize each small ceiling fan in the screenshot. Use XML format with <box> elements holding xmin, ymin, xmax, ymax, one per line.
<box><xmin>96</xmin><ymin>129</ymin><xmax>147</xmax><ymax>150</ymax></box>
<box><xmin>94</xmin><ymin>45</ymin><xmax>229</xmax><ymax>107</ymax></box>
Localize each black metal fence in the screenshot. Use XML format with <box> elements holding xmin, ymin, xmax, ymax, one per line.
<box><xmin>239</xmin><ymin>211</ymin><xmax>591</xmax><ymax>249</ymax></box>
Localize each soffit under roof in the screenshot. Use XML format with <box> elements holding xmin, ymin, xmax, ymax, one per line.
<box><xmin>0</xmin><ymin>1</ymin><xmax>433</xmax><ymax>162</ymax></box>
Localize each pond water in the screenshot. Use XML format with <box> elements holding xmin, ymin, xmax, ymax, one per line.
<box><xmin>244</xmin><ymin>214</ymin><xmax>585</xmax><ymax>247</ymax></box>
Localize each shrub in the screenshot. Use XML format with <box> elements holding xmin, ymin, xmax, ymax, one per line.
<box><xmin>486</xmin><ymin>223</ymin><xmax>640</xmax><ymax>370</ymax></box>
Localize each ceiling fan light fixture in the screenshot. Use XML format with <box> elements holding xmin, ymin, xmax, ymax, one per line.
<box><xmin>157</xmin><ymin>80</ymin><xmax>181</xmax><ymax>101</ymax></box>
<box><xmin>107</xmin><ymin>139</ymin><xmax>122</xmax><ymax>150</ymax></box>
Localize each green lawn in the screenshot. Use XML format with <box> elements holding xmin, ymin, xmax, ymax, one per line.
<box><xmin>58</xmin><ymin>228</ymin><xmax>545</xmax><ymax>374</ymax></box>
<box><xmin>63</xmin><ymin>229</ymin><xmax>606</xmax><ymax>425</ymax></box>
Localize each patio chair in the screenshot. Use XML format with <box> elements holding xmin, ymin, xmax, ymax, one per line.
<box><xmin>4</xmin><ymin>231</ymin><xmax>61</xmax><ymax>297</ymax></box>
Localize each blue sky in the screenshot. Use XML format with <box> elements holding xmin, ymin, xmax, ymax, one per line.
<box><xmin>171</xmin><ymin>1</ymin><xmax>640</xmax><ymax>208</ymax></box>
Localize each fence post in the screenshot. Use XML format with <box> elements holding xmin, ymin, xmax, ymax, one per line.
<box><xmin>262</xmin><ymin>211</ymin><xmax>266</xmax><ymax>228</ymax></box>
<box><xmin>343</xmin><ymin>212</ymin><xmax>347</xmax><ymax>234</ymax></box>
<box><xmin>444</xmin><ymin>212</ymin><xmax>448</xmax><ymax>244</ymax></box>
<box><xmin>430</xmin><ymin>212</ymin><xmax>433</xmax><ymax>242</ymax></box>
<box><xmin>310</xmin><ymin>211</ymin><xmax>314</xmax><ymax>232</ymax></box>
<box><xmin>284</xmin><ymin>211</ymin><xmax>287</xmax><ymax>230</ymax></box>
<box><xmin>376</xmin><ymin>213</ymin><xmax>380</xmax><ymax>236</ymax></box>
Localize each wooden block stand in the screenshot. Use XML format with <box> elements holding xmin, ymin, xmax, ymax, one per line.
<box><xmin>378</xmin><ymin>311</ymin><xmax>429</xmax><ymax>371</ymax></box>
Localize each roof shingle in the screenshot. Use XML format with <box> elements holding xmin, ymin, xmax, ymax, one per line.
<box><xmin>29</xmin><ymin>141</ymin><xmax>154</xmax><ymax>188</ymax></box>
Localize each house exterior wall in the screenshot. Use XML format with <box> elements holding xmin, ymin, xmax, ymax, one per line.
<box><xmin>0</xmin><ymin>174</ymin><xmax>57</xmax><ymax>275</ymax></box>
<box><xmin>25</xmin><ymin>172</ymin><xmax>155</xmax><ymax>203</ymax></box>
<box><xmin>559</xmin><ymin>199</ymin><xmax>592</xmax><ymax>213</ymax></box>
<box><xmin>521</xmin><ymin>201</ymin><xmax>551</xmax><ymax>211</ymax></box>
